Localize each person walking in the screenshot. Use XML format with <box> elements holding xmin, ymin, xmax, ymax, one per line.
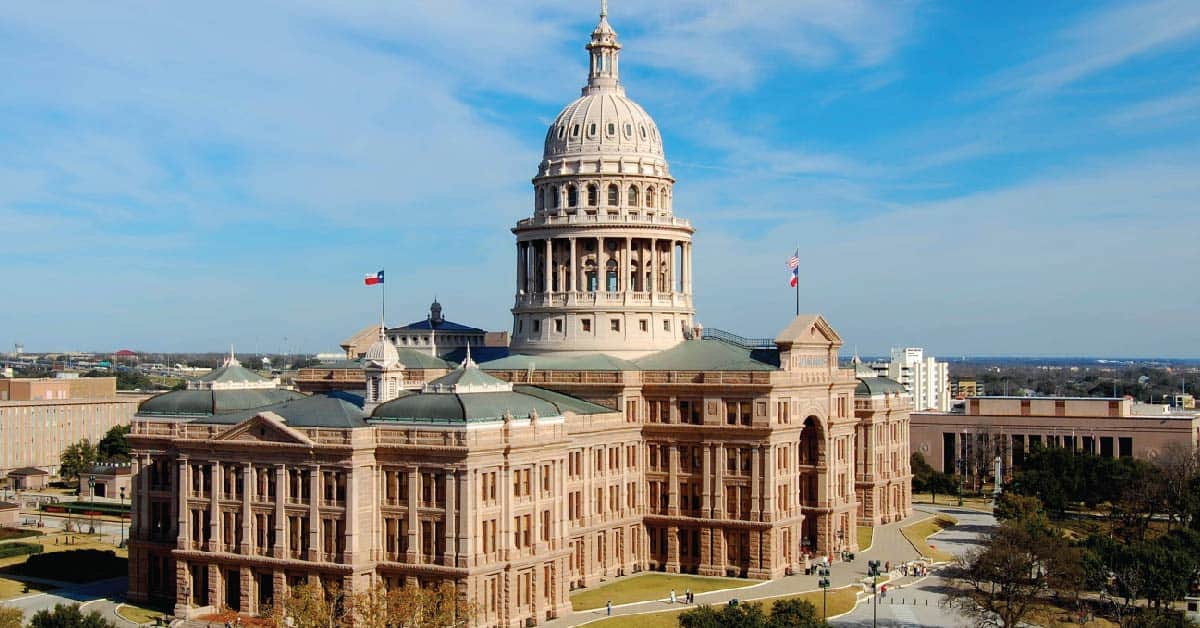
<box><xmin>606</xmin><ymin>601</ymin><xmax>612</xmax><ymax>616</ymax></box>
<box><xmin>686</xmin><ymin>588</ymin><xmax>693</xmax><ymax>604</ymax></box>
<box><xmin>670</xmin><ymin>589</ymin><xmax>676</xmax><ymax>604</ymax></box>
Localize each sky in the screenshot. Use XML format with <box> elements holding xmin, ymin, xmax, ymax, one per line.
<box><xmin>1</xmin><ymin>0</ymin><xmax>1198</xmax><ymax>358</ymax></box>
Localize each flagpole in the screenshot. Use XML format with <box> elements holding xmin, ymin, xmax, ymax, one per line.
<box><xmin>381</xmin><ymin>269</ymin><xmax>386</xmax><ymax>330</ymax></box>
<box><xmin>794</xmin><ymin>245</ymin><xmax>800</xmax><ymax>317</ymax></box>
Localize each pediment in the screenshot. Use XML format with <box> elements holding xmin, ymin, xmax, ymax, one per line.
<box><xmin>774</xmin><ymin>314</ymin><xmax>843</xmax><ymax>347</ymax></box>
<box><xmin>215</xmin><ymin>412</ymin><xmax>314</xmax><ymax>446</ymax></box>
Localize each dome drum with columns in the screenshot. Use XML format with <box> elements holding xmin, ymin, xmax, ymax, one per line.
<box><xmin>511</xmin><ymin>4</ymin><xmax>695</xmax><ymax>358</ymax></box>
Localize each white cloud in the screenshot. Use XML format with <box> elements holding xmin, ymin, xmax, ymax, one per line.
<box><xmin>984</xmin><ymin>0</ymin><xmax>1200</xmax><ymax>96</ymax></box>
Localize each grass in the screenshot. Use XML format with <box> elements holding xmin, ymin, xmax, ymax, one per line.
<box><xmin>570</xmin><ymin>573</ymin><xmax>755</xmax><ymax>610</ymax></box>
<box><xmin>1026</xmin><ymin>602</ymin><xmax>1119</xmax><ymax>628</ymax></box>
<box><xmin>0</xmin><ymin>576</ymin><xmax>55</xmax><ymax>600</ymax></box>
<box><xmin>117</xmin><ymin>602</ymin><xmax>173</xmax><ymax>626</ymax></box>
<box><xmin>584</xmin><ymin>586</ymin><xmax>859</xmax><ymax>627</ymax></box>
<box><xmin>901</xmin><ymin>514</ymin><xmax>959</xmax><ymax>562</ymax></box>
<box><xmin>913</xmin><ymin>493</ymin><xmax>995</xmax><ymax>513</ymax></box>
<box><xmin>857</xmin><ymin>525</ymin><xmax>874</xmax><ymax>550</ymax></box>
<box><xmin>0</xmin><ymin>528</ymin><xmax>43</xmax><ymax>541</ymax></box>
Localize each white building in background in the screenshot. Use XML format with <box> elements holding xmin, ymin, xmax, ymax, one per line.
<box><xmin>868</xmin><ymin>347</ymin><xmax>950</xmax><ymax>411</ymax></box>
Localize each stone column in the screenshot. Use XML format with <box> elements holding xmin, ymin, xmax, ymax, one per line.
<box><xmin>750</xmin><ymin>448</ymin><xmax>761</xmax><ymax>523</ymax></box>
<box><xmin>177</xmin><ymin>459</ymin><xmax>189</xmax><ymax>550</ymax></box>
<box><xmin>208</xmin><ymin>462</ymin><xmax>220</xmax><ymax>552</ymax></box>
<box><xmin>568</xmin><ymin>237</ymin><xmax>577</xmax><ymax>294</ymax></box>
<box><xmin>701</xmin><ymin>446</ymin><xmax>712</xmax><ymax>516</ymax></box>
<box><xmin>543</xmin><ymin>239</ymin><xmax>552</xmax><ymax>294</ymax></box>
<box><xmin>274</xmin><ymin>465</ymin><xmax>286</xmax><ymax>558</ymax></box>
<box><xmin>763</xmin><ymin>445</ymin><xmax>775</xmax><ymax>523</ymax></box>
<box><xmin>516</xmin><ymin>241</ymin><xmax>524</xmax><ymax>294</ymax></box>
<box><xmin>623</xmin><ymin>236</ymin><xmax>632</xmax><ymax>294</ymax></box>
<box><xmin>714</xmin><ymin>444</ymin><xmax>725</xmax><ymax>519</ymax></box>
<box><xmin>241</xmin><ymin>463</ymin><xmax>252</xmax><ymax>554</ymax></box>
<box><xmin>345</xmin><ymin>466</ymin><xmax>358</xmax><ymax>563</ymax></box>
<box><xmin>308</xmin><ymin>466</ymin><xmax>321</xmax><ymax>561</ymax></box>
<box><xmin>444</xmin><ymin>470</ymin><xmax>456</xmax><ymax>566</ymax></box>
<box><xmin>667</xmin><ymin>446</ymin><xmax>679</xmax><ymax>517</ymax></box>
<box><xmin>406</xmin><ymin>468</ymin><xmax>419</xmax><ymax>562</ymax></box>
<box><xmin>457</xmin><ymin>471</ymin><xmax>472</xmax><ymax>567</ymax></box>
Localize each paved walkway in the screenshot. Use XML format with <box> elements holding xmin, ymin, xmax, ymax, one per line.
<box><xmin>831</xmin><ymin>504</ymin><xmax>997</xmax><ymax>627</ymax></box>
<box><xmin>545</xmin><ymin>509</ymin><xmax>935</xmax><ymax>627</ymax></box>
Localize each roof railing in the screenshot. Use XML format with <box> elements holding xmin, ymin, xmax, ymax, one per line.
<box><xmin>701</xmin><ymin>328</ymin><xmax>776</xmax><ymax>350</ymax></box>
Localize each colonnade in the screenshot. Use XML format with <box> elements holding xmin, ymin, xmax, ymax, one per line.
<box><xmin>516</xmin><ymin>236</ymin><xmax>691</xmax><ymax>296</ymax></box>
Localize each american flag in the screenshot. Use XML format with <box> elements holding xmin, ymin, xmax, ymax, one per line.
<box><xmin>788</xmin><ymin>251</ymin><xmax>799</xmax><ymax>287</ymax></box>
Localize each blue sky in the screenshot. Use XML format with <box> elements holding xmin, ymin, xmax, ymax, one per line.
<box><xmin>1</xmin><ymin>1</ymin><xmax>1198</xmax><ymax>357</ymax></box>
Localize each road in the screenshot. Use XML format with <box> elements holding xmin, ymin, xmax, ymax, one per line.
<box><xmin>831</xmin><ymin>504</ymin><xmax>995</xmax><ymax>627</ymax></box>
<box><xmin>3</xmin><ymin>576</ymin><xmax>129</xmax><ymax>620</ymax></box>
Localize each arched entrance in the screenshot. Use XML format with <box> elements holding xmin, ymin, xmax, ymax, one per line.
<box><xmin>799</xmin><ymin>415</ymin><xmax>825</xmax><ymax>552</ymax></box>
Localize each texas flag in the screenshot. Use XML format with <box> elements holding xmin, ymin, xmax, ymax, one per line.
<box><xmin>788</xmin><ymin>251</ymin><xmax>799</xmax><ymax>287</ymax></box>
<box><xmin>364</xmin><ymin>270</ymin><xmax>385</xmax><ymax>286</ymax></box>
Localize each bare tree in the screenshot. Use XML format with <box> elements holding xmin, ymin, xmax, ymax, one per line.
<box><xmin>947</xmin><ymin>520</ymin><xmax>1080</xmax><ymax>628</ymax></box>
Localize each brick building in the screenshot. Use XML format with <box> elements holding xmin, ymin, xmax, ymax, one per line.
<box><xmin>127</xmin><ymin>6</ymin><xmax>912</xmax><ymax>626</ymax></box>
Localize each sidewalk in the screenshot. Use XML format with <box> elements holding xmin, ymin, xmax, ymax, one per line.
<box><xmin>545</xmin><ymin>510</ymin><xmax>931</xmax><ymax>627</ymax></box>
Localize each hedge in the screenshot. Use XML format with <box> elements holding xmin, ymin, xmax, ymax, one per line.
<box><xmin>41</xmin><ymin>501</ymin><xmax>131</xmax><ymax>517</ymax></box>
<box><xmin>12</xmin><ymin>549</ymin><xmax>126</xmax><ymax>583</ymax></box>
<box><xmin>0</xmin><ymin>527</ymin><xmax>43</xmax><ymax>541</ymax></box>
<box><xmin>0</xmin><ymin>542</ymin><xmax>44</xmax><ymax>559</ymax></box>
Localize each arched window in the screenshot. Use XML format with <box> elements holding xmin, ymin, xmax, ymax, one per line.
<box><xmin>627</xmin><ymin>185</ymin><xmax>639</xmax><ymax>207</ymax></box>
<box><xmin>550</xmin><ymin>186</ymin><xmax>559</xmax><ymax>209</ymax></box>
<box><xmin>535</xmin><ymin>186</ymin><xmax>543</xmax><ymax>210</ymax></box>
<box><xmin>605</xmin><ymin>259</ymin><xmax>619</xmax><ymax>292</ymax></box>
<box><xmin>646</xmin><ymin>186</ymin><xmax>655</xmax><ymax>208</ymax></box>
<box><xmin>607</xmin><ymin>184</ymin><xmax>619</xmax><ymax>206</ymax></box>
<box><xmin>584</xmin><ymin>259</ymin><xmax>598</xmax><ymax>292</ymax></box>
<box><xmin>566</xmin><ymin>185</ymin><xmax>578</xmax><ymax>207</ymax></box>
<box><xmin>587</xmin><ymin>184</ymin><xmax>599</xmax><ymax>206</ymax></box>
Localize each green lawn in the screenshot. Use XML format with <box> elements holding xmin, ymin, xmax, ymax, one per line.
<box><xmin>857</xmin><ymin>525</ymin><xmax>874</xmax><ymax>550</ymax></box>
<box><xmin>901</xmin><ymin>515</ymin><xmax>958</xmax><ymax>562</ymax></box>
<box><xmin>570</xmin><ymin>573</ymin><xmax>755</xmax><ymax>611</ymax></box>
<box><xmin>585</xmin><ymin>585</ymin><xmax>859</xmax><ymax>627</ymax></box>
<box><xmin>117</xmin><ymin>602</ymin><xmax>173</xmax><ymax>626</ymax></box>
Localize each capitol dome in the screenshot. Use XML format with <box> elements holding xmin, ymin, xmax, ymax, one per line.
<box><xmin>363</xmin><ymin>328</ymin><xmax>400</xmax><ymax>368</ymax></box>
<box><xmin>543</xmin><ymin>93</ymin><xmax>664</xmax><ymax>161</ymax></box>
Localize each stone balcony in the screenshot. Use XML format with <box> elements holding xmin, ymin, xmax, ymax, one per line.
<box><xmin>513</xmin><ymin>291</ymin><xmax>692</xmax><ymax>309</ymax></box>
<box><xmin>515</xmin><ymin>211</ymin><xmax>692</xmax><ymax>230</ymax></box>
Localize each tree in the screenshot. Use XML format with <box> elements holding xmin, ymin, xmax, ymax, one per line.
<box><xmin>270</xmin><ymin>580</ymin><xmax>343</xmax><ymax>628</ymax></box>
<box><xmin>767</xmin><ymin>598</ymin><xmax>829</xmax><ymax>627</ymax></box>
<box><xmin>1153</xmin><ymin>443</ymin><xmax>1199</xmax><ymax>531</ymax></box>
<box><xmin>59</xmin><ymin>440</ymin><xmax>98</xmax><ymax>483</ymax></box>
<box><xmin>947</xmin><ymin>518</ymin><xmax>1080</xmax><ymax>628</ymax></box>
<box><xmin>383</xmin><ymin>581</ymin><xmax>475</xmax><ymax>628</ymax></box>
<box><xmin>677</xmin><ymin>599</ymin><xmax>828</xmax><ymax>628</ymax></box>
<box><xmin>0</xmin><ymin>606</ymin><xmax>23</xmax><ymax>628</ymax></box>
<box><xmin>97</xmin><ymin>425</ymin><xmax>131</xmax><ymax>462</ymax></box>
<box><xmin>29</xmin><ymin>603</ymin><xmax>117</xmax><ymax>628</ymax></box>
<box><xmin>911</xmin><ymin>452</ymin><xmax>959</xmax><ymax>503</ymax></box>
<box><xmin>994</xmin><ymin>493</ymin><xmax>1042</xmax><ymax>523</ymax></box>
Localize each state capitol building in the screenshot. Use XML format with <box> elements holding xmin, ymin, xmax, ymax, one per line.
<box><xmin>128</xmin><ymin>7</ymin><xmax>914</xmax><ymax>626</ymax></box>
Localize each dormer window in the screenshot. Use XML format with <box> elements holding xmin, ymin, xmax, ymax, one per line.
<box><xmin>587</xmin><ymin>123</ymin><xmax>597</xmax><ymax>138</ymax></box>
<box><xmin>624</xmin><ymin>123</ymin><xmax>633</xmax><ymax>138</ymax></box>
<box><xmin>572</xmin><ymin>124</ymin><xmax>581</xmax><ymax>137</ymax></box>
<box><xmin>607</xmin><ymin>123</ymin><xmax>616</xmax><ymax>137</ymax></box>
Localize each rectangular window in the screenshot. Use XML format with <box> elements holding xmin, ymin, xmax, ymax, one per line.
<box><xmin>554</xmin><ymin>319</ymin><xmax>563</xmax><ymax>333</ymax></box>
<box><xmin>663</xmin><ymin>320</ymin><xmax>671</xmax><ymax>331</ymax></box>
<box><xmin>639</xmin><ymin>319</ymin><xmax>648</xmax><ymax>332</ymax></box>
<box><xmin>1118</xmin><ymin>437</ymin><xmax>1133</xmax><ymax>458</ymax></box>
<box><xmin>1100</xmin><ymin>436</ymin><xmax>1114</xmax><ymax>458</ymax></box>
<box><xmin>532</xmin><ymin>320</ymin><xmax>541</xmax><ymax>333</ymax></box>
<box><xmin>610</xmin><ymin>319</ymin><xmax>620</xmax><ymax>332</ymax></box>
<box><xmin>582</xmin><ymin>319</ymin><xmax>592</xmax><ymax>333</ymax></box>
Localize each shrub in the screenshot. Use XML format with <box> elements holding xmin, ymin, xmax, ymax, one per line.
<box><xmin>0</xmin><ymin>527</ymin><xmax>43</xmax><ymax>541</ymax></box>
<box><xmin>13</xmin><ymin>549</ymin><xmax>126</xmax><ymax>583</ymax></box>
<box><xmin>0</xmin><ymin>543</ymin><xmax>43</xmax><ymax>559</ymax></box>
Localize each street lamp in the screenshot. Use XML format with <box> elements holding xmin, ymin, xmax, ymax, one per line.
<box><xmin>818</xmin><ymin>566</ymin><xmax>831</xmax><ymax>621</ymax></box>
<box><xmin>87</xmin><ymin>475</ymin><xmax>96</xmax><ymax>535</ymax></box>
<box><xmin>119</xmin><ymin>486</ymin><xmax>127</xmax><ymax>546</ymax></box>
<box><xmin>868</xmin><ymin>560</ymin><xmax>882</xmax><ymax>628</ymax></box>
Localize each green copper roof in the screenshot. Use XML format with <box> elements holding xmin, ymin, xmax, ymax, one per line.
<box><xmin>370</xmin><ymin>384</ymin><xmax>613</xmax><ymax>424</ymax></box>
<box><xmin>198</xmin><ymin>394</ymin><xmax>368</xmax><ymax>428</ymax></box>
<box><xmin>138</xmin><ymin>389</ymin><xmax>305</xmax><ymax>417</ymax></box>
<box><xmin>481</xmin><ymin>353</ymin><xmax>638</xmax><ymax>372</ymax></box>
<box><xmin>633</xmin><ymin>340</ymin><xmax>779</xmax><ymax>371</ymax></box>
<box><xmin>396</xmin><ymin>349</ymin><xmax>453</xmax><ymax>369</ymax></box>
<box><xmin>198</xmin><ymin>363</ymin><xmax>271</xmax><ymax>384</ymax></box>
<box><xmin>425</xmin><ymin>365</ymin><xmax>507</xmax><ymax>390</ymax></box>
<box><xmin>855</xmin><ymin>377</ymin><xmax>907</xmax><ymax>397</ymax></box>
